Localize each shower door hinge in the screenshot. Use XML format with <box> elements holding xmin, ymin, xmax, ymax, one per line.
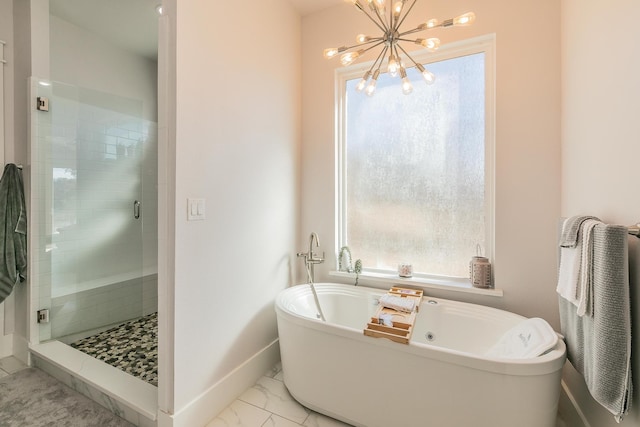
<box><xmin>36</xmin><ymin>97</ymin><xmax>49</xmax><ymax>112</ymax></box>
<box><xmin>37</xmin><ymin>309</ymin><xmax>50</xmax><ymax>323</ymax></box>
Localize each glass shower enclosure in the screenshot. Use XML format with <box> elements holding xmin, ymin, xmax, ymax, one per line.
<box><xmin>31</xmin><ymin>77</ymin><xmax>158</xmax><ymax>343</ymax></box>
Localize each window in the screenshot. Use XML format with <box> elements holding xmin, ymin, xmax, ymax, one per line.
<box><xmin>337</xmin><ymin>35</ymin><xmax>494</xmax><ymax>281</ymax></box>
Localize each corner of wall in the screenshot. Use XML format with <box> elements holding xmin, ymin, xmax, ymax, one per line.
<box><xmin>558</xmin><ymin>379</ymin><xmax>590</xmax><ymax>427</ymax></box>
<box><xmin>12</xmin><ymin>333</ymin><xmax>28</xmax><ymax>364</ymax></box>
<box><xmin>157</xmin><ymin>339</ymin><xmax>280</xmax><ymax>427</ymax></box>
<box><xmin>0</xmin><ymin>333</ymin><xmax>12</xmax><ymax>359</ymax></box>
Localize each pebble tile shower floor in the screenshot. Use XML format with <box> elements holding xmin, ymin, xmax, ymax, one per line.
<box><xmin>70</xmin><ymin>312</ymin><xmax>158</xmax><ymax>386</ymax></box>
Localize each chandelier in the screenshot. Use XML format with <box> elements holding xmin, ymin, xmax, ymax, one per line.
<box><xmin>324</xmin><ymin>0</ymin><xmax>475</xmax><ymax>96</ymax></box>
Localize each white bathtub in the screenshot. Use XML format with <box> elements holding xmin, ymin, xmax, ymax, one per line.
<box><xmin>275</xmin><ymin>283</ymin><xmax>566</xmax><ymax>427</ymax></box>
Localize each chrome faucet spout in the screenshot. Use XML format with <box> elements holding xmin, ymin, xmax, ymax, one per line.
<box><xmin>309</xmin><ymin>232</ymin><xmax>319</xmax><ymax>255</ymax></box>
<box><xmin>307</xmin><ymin>232</ymin><xmax>324</xmax><ymax>264</ymax></box>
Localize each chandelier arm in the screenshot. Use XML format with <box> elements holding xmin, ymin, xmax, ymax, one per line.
<box><xmin>389</xmin><ymin>3</ymin><xmax>395</xmax><ymax>32</ymax></box>
<box><xmin>373</xmin><ymin>45</ymin><xmax>389</xmax><ymax>72</ymax></box>
<box><xmin>397</xmin><ymin>37</ymin><xmax>423</xmax><ymax>43</ymax></box>
<box><xmin>357</xmin><ymin>5</ymin><xmax>388</xmax><ymax>33</ymax></box>
<box><xmin>367</xmin><ymin>44</ymin><xmax>389</xmax><ymax>74</ymax></box>
<box><xmin>354</xmin><ymin>38</ymin><xmax>385</xmax><ymax>49</ymax></box>
<box><xmin>339</xmin><ymin>38</ymin><xmax>384</xmax><ymax>55</ymax></box>
<box><xmin>399</xmin><ymin>26</ymin><xmax>431</xmax><ymax>37</ymax></box>
<box><xmin>395</xmin><ymin>43</ymin><xmax>420</xmax><ymax>68</ymax></box>
<box><xmin>394</xmin><ymin>44</ymin><xmax>403</xmax><ymax>65</ymax></box>
<box><xmin>394</xmin><ymin>0</ymin><xmax>419</xmax><ymax>32</ymax></box>
<box><xmin>372</xmin><ymin>7</ymin><xmax>390</xmax><ymax>32</ymax></box>
<box><xmin>358</xmin><ymin>40</ymin><xmax>387</xmax><ymax>57</ymax></box>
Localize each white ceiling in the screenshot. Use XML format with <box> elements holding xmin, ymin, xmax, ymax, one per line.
<box><xmin>47</xmin><ymin>0</ymin><xmax>344</xmax><ymax>61</ymax></box>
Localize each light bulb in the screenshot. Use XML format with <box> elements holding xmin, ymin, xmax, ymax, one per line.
<box><xmin>393</xmin><ymin>1</ymin><xmax>403</xmax><ymax>17</ymax></box>
<box><xmin>324</xmin><ymin>48</ymin><xmax>338</xmax><ymax>59</ymax></box>
<box><xmin>416</xmin><ymin>37</ymin><xmax>440</xmax><ymax>52</ymax></box>
<box><xmin>400</xmin><ymin>68</ymin><xmax>412</xmax><ymax>95</ymax></box>
<box><xmin>402</xmin><ymin>77</ymin><xmax>413</xmax><ymax>95</ymax></box>
<box><xmin>370</xmin><ymin>0</ymin><xmax>385</xmax><ymax>14</ymax></box>
<box><xmin>416</xmin><ymin>64</ymin><xmax>435</xmax><ymax>84</ymax></box>
<box><xmin>340</xmin><ymin>49</ymin><xmax>363</xmax><ymax>66</ymax></box>
<box><xmin>366</xmin><ymin>70</ymin><xmax>380</xmax><ymax>96</ymax></box>
<box><xmin>453</xmin><ymin>12</ymin><xmax>475</xmax><ymax>26</ymax></box>
<box><xmin>424</xmin><ymin>18</ymin><xmax>440</xmax><ymax>30</ymax></box>
<box><xmin>421</xmin><ymin>69</ymin><xmax>435</xmax><ymax>85</ymax></box>
<box><xmin>388</xmin><ymin>55</ymin><xmax>399</xmax><ymax>77</ymax></box>
<box><xmin>366</xmin><ymin>80</ymin><xmax>377</xmax><ymax>96</ymax></box>
<box><xmin>356</xmin><ymin>71</ymin><xmax>372</xmax><ymax>92</ymax></box>
<box><xmin>356</xmin><ymin>34</ymin><xmax>371</xmax><ymax>43</ymax></box>
<box><xmin>344</xmin><ymin>0</ymin><xmax>362</xmax><ymax>8</ymax></box>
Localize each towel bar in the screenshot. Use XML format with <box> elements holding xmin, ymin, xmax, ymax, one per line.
<box><xmin>628</xmin><ymin>224</ymin><xmax>640</xmax><ymax>237</ymax></box>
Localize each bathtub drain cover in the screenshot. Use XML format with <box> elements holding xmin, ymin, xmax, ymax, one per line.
<box><xmin>425</xmin><ymin>332</ymin><xmax>435</xmax><ymax>341</ymax></box>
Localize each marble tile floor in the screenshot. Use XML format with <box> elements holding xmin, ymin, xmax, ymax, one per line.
<box><xmin>206</xmin><ymin>362</ymin><xmax>567</xmax><ymax>427</ymax></box>
<box><xmin>0</xmin><ymin>355</ymin><xmax>27</xmax><ymax>378</ymax></box>
<box><xmin>205</xmin><ymin>362</ymin><xmax>351</xmax><ymax>427</ymax></box>
<box><xmin>1</xmin><ymin>356</ymin><xmax>567</xmax><ymax>427</ymax></box>
<box><xmin>0</xmin><ymin>356</ymin><xmax>133</xmax><ymax>426</ymax></box>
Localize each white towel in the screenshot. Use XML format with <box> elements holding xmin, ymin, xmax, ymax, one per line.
<box><xmin>557</xmin><ymin>217</ymin><xmax>585</xmax><ymax>304</ymax></box>
<box><xmin>379</xmin><ymin>294</ymin><xmax>416</xmax><ymax>313</ymax></box>
<box><xmin>485</xmin><ymin>318</ymin><xmax>558</xmax><ymax>359</ymax></box>
<box><xmin>556</xmin><ymin>217</ymin><xmax>601</xmax><ymax>316</ymax></box>
<box><xmin>557</xmin><ymin>245</ymin><xmax>581</xmax><ymax>304</ymax></box>
<box><xmin>576</xmin><ymin>219</ymin><xmax>599</xmax><ymax>316</ymax></box>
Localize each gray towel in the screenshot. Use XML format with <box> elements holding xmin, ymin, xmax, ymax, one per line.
<box><xmin>559</xmin><ymin>224</ymin><xmax>631</xmax><ymax>422</ymax></box>
<box><xmin>559</xmin><ymin>215</ymin><xmax>600</xmax><ymax>248</ymax></box>
<box><xmin>0</xmin><ymin>164</ymin><xmax>27</xmax><ymax>304</ymax></box>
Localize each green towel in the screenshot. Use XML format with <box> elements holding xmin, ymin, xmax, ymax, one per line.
<box><xmin>0</xmin><ymin>164</ymin><xmax>27</xmax><ymax>304</ymax></box>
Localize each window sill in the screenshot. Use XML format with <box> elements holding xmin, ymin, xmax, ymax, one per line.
<box><xmin>328</xmin><ymin>270</ymin><xmax>503</xmax><ymax>298</ymax></box>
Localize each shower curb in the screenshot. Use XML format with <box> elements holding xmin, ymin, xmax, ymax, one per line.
<box><xmin>30</xmin><ymin>341</ymin><xmax>157</xmax><ymax>426</ymax></box>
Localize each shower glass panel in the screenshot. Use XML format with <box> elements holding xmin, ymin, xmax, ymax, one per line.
<box><xmin>33</xmin><ymin>78</ymin><xmax>156</xmax><ymax>342</ymax></box>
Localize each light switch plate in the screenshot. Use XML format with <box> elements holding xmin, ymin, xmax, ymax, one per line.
<box><xmin>187</xmin><ymin>198</ymin><xmax>205</xmax><ymax>221</ymax></box>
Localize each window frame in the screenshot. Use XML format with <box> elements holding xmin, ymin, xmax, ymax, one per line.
<box><xmin>335</xmin><ymin>34</ymin><xmax>496</xmax><ymax>288</ymax></box>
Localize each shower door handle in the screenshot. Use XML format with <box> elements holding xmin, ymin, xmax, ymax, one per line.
<box><xmin>133</xmin><ymin>200</ymin><xmax>141</xmax><ymax>219</ymax></box>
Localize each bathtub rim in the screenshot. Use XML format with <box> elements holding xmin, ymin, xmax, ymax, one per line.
<box><xmin>276</xmin><ymin>282</ymin><xmax>566</xmax><ymax>377</ymax></box>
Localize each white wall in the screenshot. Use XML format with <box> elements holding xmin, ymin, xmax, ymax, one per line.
<box><xmin>561</xmin><ymin>1</ymin><xmax>640</xmax><ymax>425</ymax></box>
<box><xmin>159</xmin><ymin>0</ymin><xmax>300</xmax><ymax>423</ymax></box>
<box><xmin>0</xmin><ymin>0</ymin><xmax>14</xmax><ymax>358</ymax></box>
<box><xmin>13</xmin><ymin>0</ymin><xmax>50</xmax><ymax>363</ymax></box>
<box><xmin>301</xmin><ymin>1</ymin><xmax>562</xmax><ymax>323</ymax></box>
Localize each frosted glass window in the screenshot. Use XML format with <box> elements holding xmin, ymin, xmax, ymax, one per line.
<box><xmin>340</xmin><ymin>52</ymin><xmax>487</xmax><ymax>278</ymax></box>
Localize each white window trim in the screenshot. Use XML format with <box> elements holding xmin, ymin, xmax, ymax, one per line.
<box><xmin>334</xmin><ymin>34</ymin><xmax>497</xmax><ymax>294</ymax></box>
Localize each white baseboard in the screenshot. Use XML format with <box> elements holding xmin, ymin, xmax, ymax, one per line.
<box><xmin>158</xmin><ymin>338</ymin><xmax>280</xmax><ymax>427</ymax></box>
<box><xmin>12</xmin><ymin>334</ymin><xmax>29</xmax><ymax>365</ymax></box>
<box><xmin>0</xmin><ymin>333</ymin><xmax>12</xmax><ymax>358</ymax></box>
<box><xmin>558</xmin><ymin>380</ymin><xmax>590</xmax><ymax>427</ymax></box>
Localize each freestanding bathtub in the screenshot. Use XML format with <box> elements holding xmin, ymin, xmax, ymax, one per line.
<box><xmin>275</xmin><ymin>283</ymin><xmax>566</xmax><ymax>427</ymax></box>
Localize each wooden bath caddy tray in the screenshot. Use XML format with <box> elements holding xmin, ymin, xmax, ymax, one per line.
<box><xmin>363</xmin><ymin>287</ymin><xmax>423</xmax><ymax>344</ymax></box>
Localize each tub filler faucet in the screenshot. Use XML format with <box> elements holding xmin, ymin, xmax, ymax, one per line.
<box><xmin>297</xmin><ymin>232</ymin><xmax>326</xmax><ymax>321</ymax></box>
<box><xmin>297</xmin><ymin>232</ymin><xmax>324</xmax><ymax>284</ymax></box>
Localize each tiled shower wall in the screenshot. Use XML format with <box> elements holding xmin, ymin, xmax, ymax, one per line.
<box><xmin>50</xmin><ymin>274</ymin><xmax>158</xmax><ymax>340</ymax></box>
<box><xmin>32</xmin><ymin>79</ymin><xmax>158</xmax><ymax>341</ymax></box>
